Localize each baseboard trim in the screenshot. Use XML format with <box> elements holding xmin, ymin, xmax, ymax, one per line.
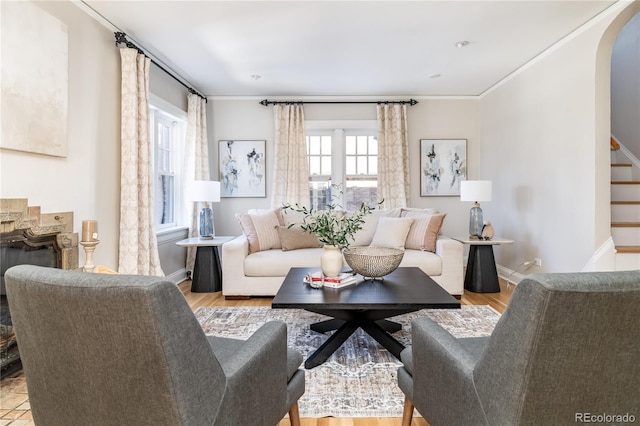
<box><xmin>166</xmin><ymin>268</ymin><xmax>188</xmax><ymax>285</ymax></box>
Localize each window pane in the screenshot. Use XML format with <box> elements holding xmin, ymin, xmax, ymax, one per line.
<box><xmin>346</xmin><ymin>156</ymin><xmax>356</xmax><ymax>175</ymax></box>
<box><xmin>309</xmin><ymin>181</ymin><xmax>330</xmax><ymax>210</ymax></box>
<box><xmin>345</xmin><ymin>179</ymin><xmax>378</xmax><ymax>211</ymax></box>
<box><xmin>369</xmin><ymin>156</ymin><xmax>378</xmax><ymax>175</ymax></box>
<box><xmin>321</xmin><ymin>136</ymin><xmax>332</xmax><ymax>154</ymax></box>
<box><xmin>155</xmin><ymin>175</ymin><xmax>174</xmax><ymax>225</ymax></box>
<box><xmin>346</xmin><ymin>136</ymin><xmax>356</xmax><ymax>155</ymax></box>
<box><xmin>309</xmin><ymin>156</ymin><xmax>321</xmax><ymax>175</ymax></box>
<box><xmin>321</xmin><ymin>156</ymin><xmax>332</xmax><ymax>175</ymax></box>
<box><xmin>369</xmin><ymin>137</ymin><xmax>378</xmax><ymax>155</ymax></box>
<box><xmin>357</xmin><ymin>157</ymin><xmax>368</xmax><ymax>174</ymax></box>
<box><xmin>357</xmin><ymin>136</ymin><xmax>368</xmax><ymax>154</ymax></box>
<box><xmin>308</xmin><ymin>136</ymin><xmax>321</xmax><ymax>155</ymax></box>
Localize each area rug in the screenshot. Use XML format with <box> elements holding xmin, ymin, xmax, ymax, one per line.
<box><xmin>194</xmin><ymin>305</ymin><xmax>500</xmax><ymax>418</ymax></box>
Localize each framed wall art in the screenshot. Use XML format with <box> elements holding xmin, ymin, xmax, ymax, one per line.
<box><xmin>1</xmin><ymin>1</ymin><xmax>68</xmax><ymax>157</ymax></box>
<box><xmin>420</xmin><ymin>139</ymin><xmax>467</xmax><ymax>197</ymax></box>
<box><xmin>219</xmin><ymin>140</ymin><xmax>266</xmax><ymax>197</ymax></box>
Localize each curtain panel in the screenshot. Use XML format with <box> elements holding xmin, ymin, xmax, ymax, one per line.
<box><xmin>377</xmin><ymin>104</ymin><xmax>410</xmax><ymax>208</ymax></box>
<box><xmin>271</xmin><ymin>104</ymin><xmax>310</xmax><ymax>208</ymax></box>
<box><xmin>184</xmin><ymin>93</ymin><xmax>210</xmax><ymax>272</ymax></box>
<box><xmin>118</xmin><ymin>48</ymin><xmax>163</xmax><ymax>276</ymax></box>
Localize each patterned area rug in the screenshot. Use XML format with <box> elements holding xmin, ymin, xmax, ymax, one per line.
<box><xmin>195</xmin><ymin>305</ymin><xmax>500</xmax><ymax>418</ymax></box>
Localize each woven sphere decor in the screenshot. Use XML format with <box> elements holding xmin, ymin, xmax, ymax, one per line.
<box><xmin>343</xmin><ymin>246</ymin><xmax>405</xmax><ymax>280</ymax></box>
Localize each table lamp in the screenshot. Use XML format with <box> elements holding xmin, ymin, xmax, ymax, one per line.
<box><xmin>460</xmin><ymin>180</ymin><xmax>492</xmax><ymax>238</ymax></box>
<box><xmin>189</xmin><ymin>180</ymin><xmax>221</xmax><ymax>239</ymax></box>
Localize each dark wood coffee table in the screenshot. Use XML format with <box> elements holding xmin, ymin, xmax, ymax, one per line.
<box><xmin>272</xmin><ymin>267</ymin><xmax>460</xmax><ymax>369</ymax></box>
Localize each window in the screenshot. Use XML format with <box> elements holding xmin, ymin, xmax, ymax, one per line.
<box><xmin>150</xmin><ymin>97</ymin><xmax>186</xmax><ymax>230</ymax></box>
<box><xmin>305</xmin><ymin>123</ymin><xmax>378</xmax><ymax>210</ymax></box>
<box><xmin>345</xmin><ymin>135</ymin><xmax>378</xmax><ymax>211</ymax></box>
<box><xmin>307</xmin><ymin>134</ymin><xmax>332</xmax><ymax>210</ymax></box>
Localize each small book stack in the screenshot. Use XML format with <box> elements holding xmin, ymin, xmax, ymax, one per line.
<box><xmin>306</xmin><ymin>271</ymin><xmax>358</xmax><ymax>288</ymax></box>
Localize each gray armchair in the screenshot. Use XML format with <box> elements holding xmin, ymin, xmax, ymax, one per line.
<box><xmin>5</xmin><ymin>265</ymin><xmax>304</xmax><ymax>426</ymax></box>
<box><xmin>398</xmin><ymin>271</ymin><xmax>640</xmax><ymax>426</ymax></box>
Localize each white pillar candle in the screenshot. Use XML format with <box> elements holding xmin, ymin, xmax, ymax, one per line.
<box><xmin>82</xmin><ymin>220</ymin><xmax>98</xmax><ymax>242</ymax></box>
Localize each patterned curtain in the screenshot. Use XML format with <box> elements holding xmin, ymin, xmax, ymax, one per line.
<box><xmin>271</xmin><ymin>104</ymin><xmax>309</xmax><ymax>208</ymax></box>
<box><xmin>377</xmin><ymin>104</ymin><xmax>410</xmax><ymax>208</ymax></box>
<box><xmin>184</xmin><ymin>93</ymin><xmax>210</xmax><ymax>272</ymax></box>
<box><xmin>118</xmin><ymin>48</ymin><xmax>163</xmax><ymax>276</ymax></box>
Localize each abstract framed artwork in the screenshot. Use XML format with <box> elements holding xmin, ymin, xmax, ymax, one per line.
<box><xmin>1</xmin><ymin>1</ymin><xmax>68</xmax><ymax>157</ymax></box>
<box><xmin>420</xmin><ymin>139</ymin><xmax>467</xmax><ymax>197</ymax></box>
<box><xmin>219</xmin><ymin>140</ymin><xmax>266</xmax><ymax>197</ymax></box>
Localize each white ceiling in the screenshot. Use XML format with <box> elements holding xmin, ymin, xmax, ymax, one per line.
<box><xmin>82</xmin><ymin>0</ymin><xmax>617</xmax><ymax>97</ymax></box>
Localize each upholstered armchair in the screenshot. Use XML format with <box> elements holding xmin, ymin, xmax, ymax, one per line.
<box><xmin>5</xmin><ymin>265</ymin><xmax>304</xmax><ymax>426</ymax></box>
<box><xmin>398</xmin><ymin>271</ymin><xmax>640</xmax><ymax>426</ymax></box>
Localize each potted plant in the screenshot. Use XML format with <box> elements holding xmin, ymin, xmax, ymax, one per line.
<box><xmin>282</xmin><ymin>185</ymin><xmax>382</xmax><ymax>277</ymax></box>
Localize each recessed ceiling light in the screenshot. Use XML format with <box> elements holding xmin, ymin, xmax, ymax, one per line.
<box><xmin>455</xmin><ymin>41</ymin><xmax>469</xmax><ymax>48</ymax></box>
<box><xmin>251</xmin><ymin>74</ymin><xmax>261</xmax><ymax>80</ymax></box>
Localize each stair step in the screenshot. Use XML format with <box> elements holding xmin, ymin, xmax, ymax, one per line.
<box><xmin>612</xmin><ymin>201</ymin><xmax>640</xmax><ymax>205</ymax></box>
<box><xmin>616</xmin><ymin>246</ymin><xmax>640</xmax><ymax>253</ymax></box>
<box><xmin>612</xmin><ymin>204</ymin><xmax>640</xmax><ymax>221</ymax></box>
<box><xmin>611</xmin><ymin>181</ymin><xmax>640</xmax><ymax>184</ymax></box>
<box><xmin>611</xmin><ymin>163</ymin><xmax>632</xmax><ymax>167</ymax></box>
<box><xmin>612</xmin><ymin>222</ymin><xmax>640</xmax><ymax>227</ymax></box>
<box><xmin>612</xmin><ymin>184</ymin><xmax>640</xmax><ymax>200</ymax></box>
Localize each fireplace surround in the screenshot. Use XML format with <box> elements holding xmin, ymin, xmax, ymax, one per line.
<box><xmin>1</xmin><ymin>198</ymin><xmax>79</xmax><ymax>378</ymax></box>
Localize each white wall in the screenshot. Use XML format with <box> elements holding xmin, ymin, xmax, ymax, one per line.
<box><xmin>479</xmin><ymin>1</ymin><xmax>639</xmax><ymax>273</ymax></box>
<box><xmin>1</xmin><ymin>0</ymin><xmax>120</xmax><ymax>269</ymax></box>
<box><xmin>0</xmin><ymin>1</ymin><xmax>191</xmax><ymax>272</ymax></box>
<box><xmin>611</xmin><ymin>12</ymin><xmax>640</xmax><ymax>157</ymax></box>
<box><xmin>209</xmin><ymin>97</ymin><xmax>480</xmax><ymax>239</ymax></box>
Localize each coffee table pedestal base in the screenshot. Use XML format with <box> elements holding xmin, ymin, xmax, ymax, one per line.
<box><xmin>304</xmin><ymin>309</ymin><xmax>410</xmax><ymax>369</ymax></box>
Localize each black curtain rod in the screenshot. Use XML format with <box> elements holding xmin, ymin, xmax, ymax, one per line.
<box><xmin>114</xmin><ymin>32</ymin><xmax>207</xmax><ymax>102</ymax></box>
<box><xmin>260</xmin><ymin>99</ymin><xmax>418</xmax><ymax>106</ymax></box>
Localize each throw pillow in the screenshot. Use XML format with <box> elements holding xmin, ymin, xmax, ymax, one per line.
<box><xmin>350</xmin><ymin>208</ymin><xmax>402</xmax><ymax>246</ymax></box>
<box><xmin>277</xmin><ymin>225</ymin><xmax>322</xmax><ymax>251</ymax></box>
<box><xmin>403</xmin><ymin>213</ymin><xmax>447</xmax><ymax>252</ymax></box>
<box><xmin>236</xmin><ymin>209</ymin><xmax>284</xmax><ymax>254</ymax></box>
<box><xmin>370</xmin><ymin>217</ymin><xmax>414</xmax><ymax>249</ymax></box>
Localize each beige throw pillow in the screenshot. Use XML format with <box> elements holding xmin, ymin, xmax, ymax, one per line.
<box><xmin>403</xmin><ymin>212</ymin><xmax>447</xmax><ymax>252</ymax></box>
<box><xmin>235</xmin><ymin>209</ymin><xmax>284</xmax><ymax>254</ymax></box>
<box><xmin>350</xmin><ymin>208</ymin><xmax>402</xmax><ymax>246</ymax></box>
<box><xmin>370</xmin><ymin>217</ymin><xmax>414</xmax><ymax>249</ymax></box>
<box><xmin>277</xmin><ymin>226</ymin><xmax>322</xmax><ymax>251</ymax></box>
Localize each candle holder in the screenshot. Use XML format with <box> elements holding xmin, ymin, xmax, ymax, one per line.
<box><xmin>80</xmin><ymin>240</ymin><xmax>99</xmax><ymax>272</ymax></box>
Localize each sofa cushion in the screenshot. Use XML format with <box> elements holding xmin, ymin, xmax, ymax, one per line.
<box><xmin>236</xmin><ymin>209</ymin><xmax>284</xmax><ymax>254</ymax></box>
<box><xmin>244</xmin><ymin>248</ymin><xmax>331</xmax><ymax>277</ymax></box>
<box><xmin>399</xmin><ymin>249</ymin><xmax>443</xmax><ymax>276</ymax></box>
<box><xmin>277</xmin><ymin>226</ymin><xmax>322</xmax><ymax>251</ymax></box>
<box><xmin>370</xmin><ymin>217</ymin><xmax>414</xmax><ymax>249</ymax></box>
<box><xmin>403</xmin><ymin>213</ymin><xmax>447</xmax><ymax>253</ymax></box>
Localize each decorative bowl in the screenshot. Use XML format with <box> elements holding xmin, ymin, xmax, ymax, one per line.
<box><xmin>343</xmin><ymin>246</ymin><xmax>405</xmax><ymax>280</ymax></box>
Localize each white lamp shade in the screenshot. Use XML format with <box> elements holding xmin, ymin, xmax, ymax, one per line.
<box><xmin>188</xmin><ymin>180</ymin><xmax>221</xmax><ymax>202</ymax></box>
<box><xmin>460</xmin><ymin>180</ymin><xmax>492</xmax><ymax>202</ymax></box>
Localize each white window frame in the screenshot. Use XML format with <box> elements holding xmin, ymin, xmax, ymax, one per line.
<box><xmin>150</xmin><ymin>94</ymin><xmax>187</xmax><ymax>232</ymax></box>
<box><xmin>305</xmin><ymin>120</ymin><xmax>377</xmax><ymax>208</ymax></box>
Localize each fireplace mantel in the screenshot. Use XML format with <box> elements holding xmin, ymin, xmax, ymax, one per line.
<box><xmin>1</xmin><ymin>198</ymin><xmax>79</xmax><ymax>271</ymax></box>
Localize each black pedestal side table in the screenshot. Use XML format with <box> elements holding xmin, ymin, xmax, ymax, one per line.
<box><xmin>176</xmin><ymin>236</ymin><xmax>234</xmax><ymax>292</ymax></box>
<box><xmin>452</xmin><ymin>237</ymin><xmax>514</xmax><ymax>293</ymax></box>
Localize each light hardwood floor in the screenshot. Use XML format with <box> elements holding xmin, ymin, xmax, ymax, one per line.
<box><xmin>0</xmin><ymin>278</ymin><xmax>514</xmax><ymax>426</ymax></box>
<box><xmin>177</xmin><ymin>278</ymin><xmax>515</xmax><ymax>426</ymax></box>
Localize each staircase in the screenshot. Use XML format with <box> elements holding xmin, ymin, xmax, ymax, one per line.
<box><xmin>610</xmin><ymin>139</ymin><xmax>640</xmax><ymax>270</ymax></box>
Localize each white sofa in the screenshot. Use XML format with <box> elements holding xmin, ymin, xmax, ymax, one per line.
<box><xmin>222</xmin><ymin>208</ymin><xmax>464</xmax><ymax>298</ymax></box>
